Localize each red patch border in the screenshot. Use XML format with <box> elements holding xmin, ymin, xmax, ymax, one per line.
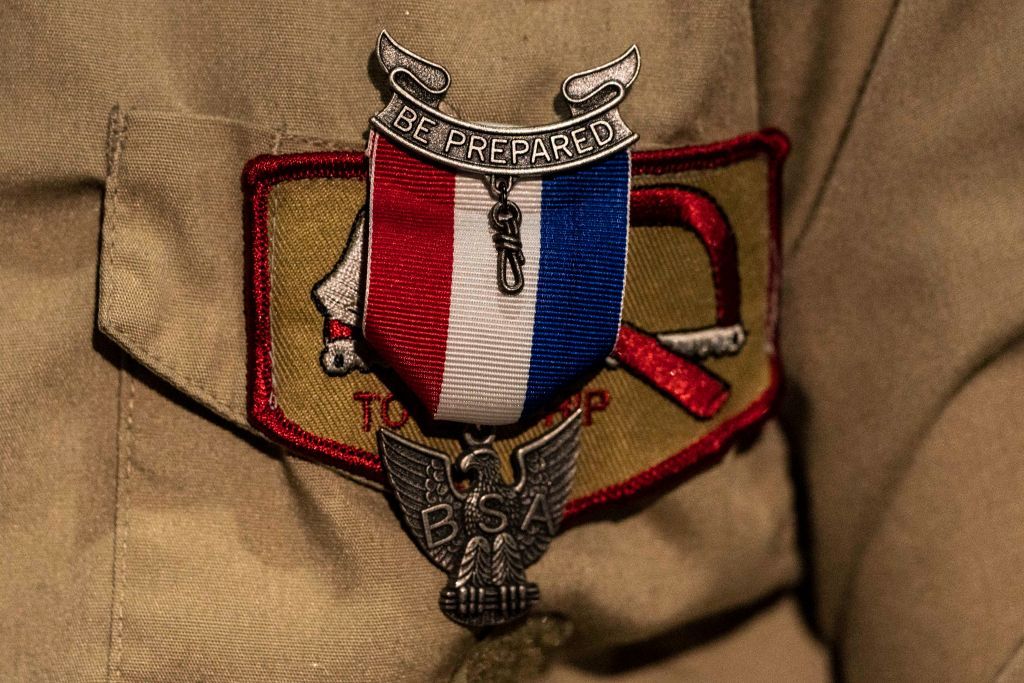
<box><xmin>243</xmin><ymin>129</ymin><xmax>789</xmax><ymax>524</ymax></box>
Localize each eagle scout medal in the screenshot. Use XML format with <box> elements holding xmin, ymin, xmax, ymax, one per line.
<box><xmin>243</xmin><ymin>30</ymin><xmax>787</xmax><ymax>630</ymax></box>
<box><xmin>352</xmin><ymin>32</ymin><xmax>638</xmax><ymax>625</ymax></box>
<box><xmin>378</xmin><ymin>412</ymin><xmax>581</xmax><ymax>627</ymax></box>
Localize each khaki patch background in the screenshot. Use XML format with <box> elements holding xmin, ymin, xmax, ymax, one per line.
<box><xmin>266</xmin><ymin>155</ymin><xmax>774</xmax><ymax>506</ymax></box>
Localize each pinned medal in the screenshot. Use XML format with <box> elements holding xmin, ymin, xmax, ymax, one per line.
<box><xmin>378</xmin><ymin>410</ymin><xmax>581</xmax><ymax>627</ymax></box>
<box><xmin>345</xmin><ymin>31</ymin><xmax>639</xmax><ymax>626</ymax></box>
<box><xmin>244</xmin><ymin>30</ymin><xmax>784</xmax><ymax>630</ymax></box>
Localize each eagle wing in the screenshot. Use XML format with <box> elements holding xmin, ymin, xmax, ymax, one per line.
<box><xmin>511</xmin><ymin>409</ymin><xmax>582</xmax><ymax>568</ymax></box>
<box><xmin>378</xmin><ymin>429</ymin><xmax>465</xmax><ymax>574</ymax></box>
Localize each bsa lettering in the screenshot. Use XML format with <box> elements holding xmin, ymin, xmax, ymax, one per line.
<box><xmin>520</xmin><ymin>493</ymin><xmax>556</xmax><ymax>536</ymax></box>
<box><xmin>477</xmin><ymin>493</ymin><xmax>508</xmax><ymax>534</ymax></box>
<box><xmin>378</xmin><ymin>416</ymin><xmax>581</xmax><ymax>627</ymax></box>
<box><xmin>420</xmin><ymin>491</ymin><xmax>553</xmax><ymax>548</ymax></box>
<box><xmin>421</xmin><ymin>503</ymin><xmax>458</xmax><ymax>549</ymax></box>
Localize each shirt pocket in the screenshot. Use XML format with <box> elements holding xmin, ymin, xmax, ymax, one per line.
<box><xmin>98</xmin><ymin>108</ymin><xmax>354</xmax><ymax>430</ymax></box>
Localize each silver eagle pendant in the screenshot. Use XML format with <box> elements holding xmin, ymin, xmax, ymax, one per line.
<box><xmin>378</xmin><ymin>410</ymin><xmax>582</xmax><ymax>628</ymax></box>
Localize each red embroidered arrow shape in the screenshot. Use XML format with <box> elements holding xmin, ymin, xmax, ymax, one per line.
<box><xmin>612</xmin><ymin>323</ymin><xmax>729</xmax><ymax>419</ymax></box>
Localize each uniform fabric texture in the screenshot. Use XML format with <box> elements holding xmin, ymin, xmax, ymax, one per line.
<box><xmin>3</xmin><ymin>0</ymin><xmax>1022</xmax><ymax>681</ymax></box>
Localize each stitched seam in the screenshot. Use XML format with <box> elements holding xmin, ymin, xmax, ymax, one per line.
<box><xmin>786</xmin><ymin>0</ymin><xmax>902</xmax><ymax>257</ymax></box>
<box><xmin>103</xmin><ymin>114</ymin><xmax>130</xmax><ymax>679</ymax></box>
<box><xmin>100</xmin><ymin>106</ymin><xmax>128</xmax><ymax>313</ymax></box>
<box><xmin>271</xmin><ymin>125</ymin><xmax>284</xmax><ymax>155</ymax></box>
<box><xmin>745</xmin><ymin>0</ymin><xmax>760</xmax><ymax>133</ymax></box>
<box><xmin>103</xmin><ymin>325</ymin><xmax>242</xmax><ymax>420</ymax></box>
<box><xmin>99</xmin><ymin>107</ymin><xmax>255</xmax><ymax>425</ymax></box>
<box><xmin>107</xmin><ymin>363</ymin><xmax>135</xmax><ymax>681</ymax></box>
<box><xmin>281</xmin><ymin>133</ymin><xmax>349</xmax><ymax>150</ymax></box>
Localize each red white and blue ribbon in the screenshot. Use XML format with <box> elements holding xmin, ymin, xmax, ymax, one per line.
<box><xmin>363</xmin><ymin>133</ymin><xmax>630</xmax><ymax>425</ymax></box>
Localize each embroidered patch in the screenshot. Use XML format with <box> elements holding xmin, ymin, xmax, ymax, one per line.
<box><xmin>244</xmin><ymin>130</ymin><xmax>787</xmax><ymax>524</ymax></box>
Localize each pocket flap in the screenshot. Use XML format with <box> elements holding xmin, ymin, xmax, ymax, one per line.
<box><xmin>98</xmin><ymin>108</ymin><xmax>345</xmax><ymax>428</ymax></box>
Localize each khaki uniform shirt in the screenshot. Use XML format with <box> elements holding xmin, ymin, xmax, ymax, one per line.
<box><xmin>2</xmin><ymin>2</ymin><xmax>1022</xmax><ymax>681</ymax></box>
